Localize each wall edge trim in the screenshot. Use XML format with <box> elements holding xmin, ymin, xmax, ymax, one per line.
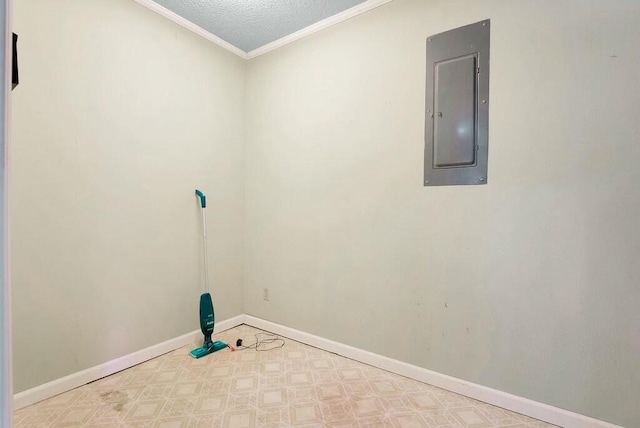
<box><xmin>132</xmin><ymin>0</ymin><xmax>393</xmax><ymax>61</ymax></box>
<box><xmin>13</xmin><ymin>314</ymin><xmax>621</xmax><ymax>427</ymax></box>
<box><xmin>13</xmin><ymin>314</ymin><xmax>246</xmax><ymax>410</ymax></box>
<box><xmin>132</xmin><ymin>0</ymin><xmax>248</xmax><ymax>59</ymax></box>
<box><xmin>244</xmin><ymin>315</ymin><xmax>621</xmax><ymax>428</ymax></box>
<box><xmin>246</xmin><ymin>0</ymin><xmax>393</xmax><ymax>59</ymax></box>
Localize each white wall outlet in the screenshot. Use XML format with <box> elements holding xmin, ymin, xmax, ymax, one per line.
<box><xmin>263</xmin><ymin>288</ymin><xmax>269</xmax><ymax>301</ymax></box>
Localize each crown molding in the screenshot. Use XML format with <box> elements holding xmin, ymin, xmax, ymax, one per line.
<box><xmin>247</xmin><ymin>0</ymin><xmax>392</xmax><ymax>59</ymax></box>
<box><xmin>133</xmin><ymin>0</ymin><xmax>248</xmax><ymax>59</ymax></box>
<box><xmin>133</xmin><ymin>0</ymin><xmax>393</xmax><ymax>61</ymax></box>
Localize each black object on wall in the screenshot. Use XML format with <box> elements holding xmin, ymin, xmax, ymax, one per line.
<box><xmin>12</xmin><ymin>33</ymin><xmax>18</xmax><ymax>90</ymax></box>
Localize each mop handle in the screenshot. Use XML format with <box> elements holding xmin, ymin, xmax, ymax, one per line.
<box><xmin>195</xmin><ymin>189</ymin><xmax>206</xmax><ymax>208</ymax></box>
<box><xmin>195</xmin><ymin>190</ymin><xmax>209</xmax><ymax>293</ymax></box>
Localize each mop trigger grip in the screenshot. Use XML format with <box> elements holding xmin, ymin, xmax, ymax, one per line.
<box><xmin>195</xmin><ymin>189</ymin><xmax>206</xmax><ymax>208</ymax></box>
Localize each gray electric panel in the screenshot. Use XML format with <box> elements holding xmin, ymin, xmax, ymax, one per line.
<box><xmin>424</xmin><ymin>20</ymin><xmax>490</xmax><ymax>186</ymax></box>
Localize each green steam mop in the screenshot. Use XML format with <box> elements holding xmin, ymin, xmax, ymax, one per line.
<box><xmin>190</xmin><ymin>189</ymin><xmax>228</xmax><ymax>359</ymax></box>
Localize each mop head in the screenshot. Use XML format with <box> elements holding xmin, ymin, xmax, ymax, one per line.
<box><xmin>189</xmin><ymin>293</ymin><xmax>227</xmax><ymax>359</ymax></box>
<box><xmin>190</xmin><ymin>340</ymin><xmax>228</xmax><ymax>358</ymax></box>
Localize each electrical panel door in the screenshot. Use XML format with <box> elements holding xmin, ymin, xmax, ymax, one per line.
<box><xmin>424</xmin><ymin>20</ymin><xmax>490</xmax><ymax>186</ymax></box>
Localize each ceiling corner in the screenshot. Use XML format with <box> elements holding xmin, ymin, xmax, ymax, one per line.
<box><xmin>133</xmin><ymin>0</ymin><xmax>249</xmax><ymax>59</ymax></box>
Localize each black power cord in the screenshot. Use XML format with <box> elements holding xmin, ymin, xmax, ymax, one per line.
<box><xmin>235</xmin><ymin>332</ymin><xmax>285</xmax><ymax>352</ymax></box>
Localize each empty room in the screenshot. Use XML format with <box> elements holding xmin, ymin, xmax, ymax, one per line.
<box><xmin>1</xmin><ymin>0</ymin><xmax>639</xmax><ymax>427</ymax></box>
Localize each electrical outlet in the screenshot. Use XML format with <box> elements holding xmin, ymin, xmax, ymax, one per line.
<box><xmin>263</xmin><ymin>288</ymin><xmax>269</xmax><ymax>302</ymax></box>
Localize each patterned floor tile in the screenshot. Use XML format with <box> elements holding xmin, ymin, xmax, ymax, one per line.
<box><xmin>13</xmin><ymin>326</ymin><xmax>558</xmax><ymax>428</ymax></box>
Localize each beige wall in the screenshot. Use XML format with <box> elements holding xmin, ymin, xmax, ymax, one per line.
<box><xmin>1</xmin><ymin>0</ymin><xmax>10</xmax><ymax>424</ymax></box>
<box><xmin>10</xmin><ymin>0</ymin><xmax>245</xmax><ymax>392</ymax></box>
<box><xmin>245</xmin><ymin>0</ymin><xmax>640</xmax><ymax>426</ymax></box>
<box><xmin>9</xmin><ymin>0</ymin><xmax>640</xmax><ymax>425</ymax></box>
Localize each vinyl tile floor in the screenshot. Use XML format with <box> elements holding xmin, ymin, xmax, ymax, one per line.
<box><xmin>14</xmin><ymin>325</ymin><xmax>556</xmax><ymax>427</ymax></box>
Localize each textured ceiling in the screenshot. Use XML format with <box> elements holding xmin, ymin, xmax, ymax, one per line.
<box><xmin>151</xmin><ymin>0</ymin><xmax>369</xmax><ymax>53</ymax></box>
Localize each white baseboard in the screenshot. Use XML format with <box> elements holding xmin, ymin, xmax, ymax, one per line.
<box><xmin>243</xmin><ymin>315</ymin><xmax>620</xmax><ymax>428</ymax></box>
<box><xmin>13</xmin><ymin>314</ymin><xmax>620</xmax><ymax>428</ymax></box>
<box><xmin>13</xmin><ymin>314</ymin><xmax>245</xmax><ymax>410</ymax></box>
